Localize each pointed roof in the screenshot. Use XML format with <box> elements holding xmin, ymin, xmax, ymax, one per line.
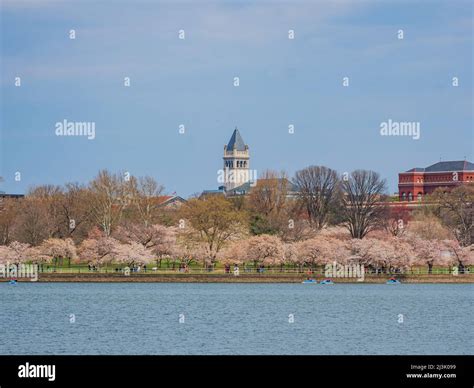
<box><xmin>226</xmin><ymin>128</ymin><xmax>246</xmax><ymax>151</ymax></box>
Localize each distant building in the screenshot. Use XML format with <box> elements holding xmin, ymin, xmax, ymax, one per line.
<box><xmin>0</xmin><ymin>191</ymin><xmax>24</xmax><ymax>200</ymax></box>
<box><xmin>202</xmin><ymin>128</ymin><xmax>301</xmax><ymax>198</ymax></box>
<box><xmin>223</xmin><ymin>128</ymin><xmax>250</xmax><ymax>191</ymax></box>
<box><xmin>226</xmin><ymin>178</ymin><xmax>299</xmax><ymax>198</ymax></box>
<box><xmin>201</xmin><ymin>188</ymin><xmax>225</xmax><ymax>197</ymax></box>
<box><xmin>154</xmin><ymin>195</ymin><xmax>186</xmax><ymax>209</ymax></box>
<box><xmin>398</xmin><ymin>160</ymin><xmax>474</xmax><ymax>202</ymax></box>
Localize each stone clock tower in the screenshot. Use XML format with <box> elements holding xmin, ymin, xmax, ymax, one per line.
<box><xmin>223</xmin><ymin>128</ymin><xmax>250</xmax><ymax>191</ymax></box>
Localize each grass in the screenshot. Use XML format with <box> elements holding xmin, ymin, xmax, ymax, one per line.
<box><xmin>33</xmin><ymin>263</ymin><xmax>472</xmax><ymax>276</ymax></box>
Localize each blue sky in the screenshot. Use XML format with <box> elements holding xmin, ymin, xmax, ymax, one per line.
<box><xmin>1</xmin><ymin>0</ymin><xmax>472</xmax><ymax>197</ymax></box>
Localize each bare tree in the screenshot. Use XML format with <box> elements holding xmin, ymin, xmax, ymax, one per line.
<box><xmin>89</xmin><ymin>170</ymin><xmax>129</xmax><ymax>236</ymax></box>
<box><xmin>60</xmin><ymin>183</ymin><xmax>95</xmax><ymax>241</ymax></box>
<box><xmin>383</xmin><ymin>206</ymin><xmax>410</xmax><ymax>237</ymax></box>
<box><xmin>28</xmin><ymin>183</ymin><xmax>94</xmax><ymax>242</ymax></box>
<box><xmin>293</xmin><ymin>166</ymin><xmax>341</xmax><ymax>229</ymax></box>
<box><xmin>13</xmin><ymin>197</ymin><xmax>51</xmax><ymax>245</ymax></box>
<box><xmin>28</xmin><ymin>185</ymin><xmax>64</xmax><ymax>238</ymax></box>
<box><xmin>341</xmin><ymin>170</ymin><xmax>387</xmax><ymax>239</ymax></box>
<box><xmin>128</xmin><ymin>175</ymin><xmax>165</xmax><ymax>227</ymax></box>
<box><xmin>430</xmin><ymin>185</ymin><xmax>474</xmax><ymax>246</ymax></box>
<box><xmin>0</xmin><ymin>177</ymin><xmax>15</xmax><ymax>245</ymax></box>
<box><xmin>247</xmin><ymin>170</ymin><xmax>290</xmax><ymax>235</ymax></box>
<box><xmin>248</xmin><ymin>170</ymin><xmax>288</xmax><ymax>216</ymax></box>
<box><xmin>0</xmin><ymin>197</ymin><xmax>18</xmax><ymax>245</ymax></box>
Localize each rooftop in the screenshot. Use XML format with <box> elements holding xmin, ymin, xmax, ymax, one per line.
<box><xmin>225</xmin><ymin>128</ymin><xmax>247</xmax><ymax>151</ymax></box>
<box><xmin>225</xmin><ymin>178</ymin><xmax>299</xmax><ymax>196</ymax></box>
<box><xmin>406</xmin><ymin>160</ymin><xmax>474</xmax><ymax>173</ymax></box>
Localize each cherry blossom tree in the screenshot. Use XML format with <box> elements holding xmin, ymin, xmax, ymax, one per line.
<box><xmin>441</xmin><ymin>240</ymin><xmax>474</xmax><ymax>273</ymax></box>
<box><xmin>389</xmin><ymin>237</ymin><xmax>417</xmax><ymax>271</ymax></box>
<box><xmin>8</xmin><ymin>241</ymin><xmax>32</xmax><ymax>264</ymax></box>
<box><xmin>351</xmin><ymin>237</ymin><xmax>414</xmax><ymax>273</ymax></box>
<box><xmin>218</xmin><ymin>240</ymin><xmax>247</xmax><ymax>266</ymax></box>
<box><xmin>410</xmin><ymin>237</ymin><xmax>448</xmax><ymax>274</ymax></box>
<box><xmin>406</xmin><ymin>215</ymin><xmax>455</xmax><ymax>273</ymax></box>
<box><xmin>114</xmin><ymin>223</ymin><xmax>175</xmax><ymax>251</ymax></box>
<box><xmin>349</xmin><ymin>238</ymin><xmax>395</xmax><ymax>272</ymax></box>
<box><xmin>296</xmin><ymin>236</ymin><xmax>349</xmax><ymax>270</ymax></box>
<box><xmin>170</xmin><ymin>226</ymin><xmax>209</xmax><ymax>269</ymax></box>
<box><xmin>150</xmin><ymin>225</ymin><xmax>177</xmax><ymax>260</ymax></box>
<box><xmin>78</xmin><ymin>237</ymin><xmax>119</xmax><ymax>267</ymax></box>
<box><xmin>283</xmin><ymin>242</ymin><xmax>300</xmax><ymax>269</ymax></box>
<box><xmin>168</xmin><ymin>227</ymin><xmax>204</xmax><ymax>269</ymax></box>
<box><xmin>0</xmin><ymin>245</ymin><xmax>12</xmax><ymax>264</ymax></box>
<box><xmin>39</xmin><ymin>238</ymin><xmax>77</xmax><ymax>267</ymax></box>
<box><xmin>112</xmin><ymin>241</ymin><xmax>151</xmax><ymax>267</ymax></box>
<box><xmin>319</xmin><ymin>226</ymin><xmax>351</xmax><ymax>240</ymax></box>
<box><xmin>244</xmin><ymin>235</ymin><xmax>284</xmax><ymax>268</ymax></box>
<box><xmin>26</xmin><ymin>246</ymin><xmax>46</xmax><ymax>264</ymax></box>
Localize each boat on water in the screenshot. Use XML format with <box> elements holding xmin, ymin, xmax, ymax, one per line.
<box><xmin>8</xmin><ymin>279</ymin><xmax>17</xmax><ymax>285</ymax></box>
<box><xmin>386</xmin><ymin>278</ymin><xmax>401</xmax><ymax>284</ymax></box>
<box><xmin>320</xmin><ymin>279</ymin><xmax>334</xmax><ymax>285</ymax></box>
<box><xmin>302</xmin><ymin>279</ymin><xmax>317</xmax><ymax>284</ymax></box>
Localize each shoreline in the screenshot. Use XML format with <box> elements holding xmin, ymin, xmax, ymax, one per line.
<box><xmin>9</xmin><ymin>273</ymin><xmax>474</xmax><ymax>284</ymax></box>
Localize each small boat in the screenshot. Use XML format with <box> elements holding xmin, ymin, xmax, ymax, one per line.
<box><xmin>386</xmin><ymin>278</ymin><xmax>400</xmax><ymax>284</ymax></box>
<box><xmin>320</xmin><ymin>279</ymin><xmax>334</xmax><ymax>285</ymax></box>
<box><xmin>302</xmin><ymin>279</ymin><xmax>317</xmax><ymax>284</ymax></box>
<box><xmin>8</xmin><ymin>279</ymin><xmax>17</xmax><ymax>285</ymax></box>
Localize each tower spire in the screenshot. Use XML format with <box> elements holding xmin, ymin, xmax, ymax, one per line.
<box><xmin>223</xmin><ymin>128</ymin><xmax>250</xmax><ymax>191</ymax></box>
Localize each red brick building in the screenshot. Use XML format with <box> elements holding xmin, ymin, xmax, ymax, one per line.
<box><xmin>398</xmin><ymin>160</ymin><xmax>474</xmax><ymax>202</ymax></box>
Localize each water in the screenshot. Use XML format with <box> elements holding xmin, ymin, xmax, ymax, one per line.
<box><xmin>0</xmin><ymin>283</ymin><xmax>472</xmax><ymax>355</ymax></box>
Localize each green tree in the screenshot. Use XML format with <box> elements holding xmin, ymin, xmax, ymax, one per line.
<box><xmin>180</xmin><ymin>196</ymin><xmax>247</xmax><ymax>267</ymax></box>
